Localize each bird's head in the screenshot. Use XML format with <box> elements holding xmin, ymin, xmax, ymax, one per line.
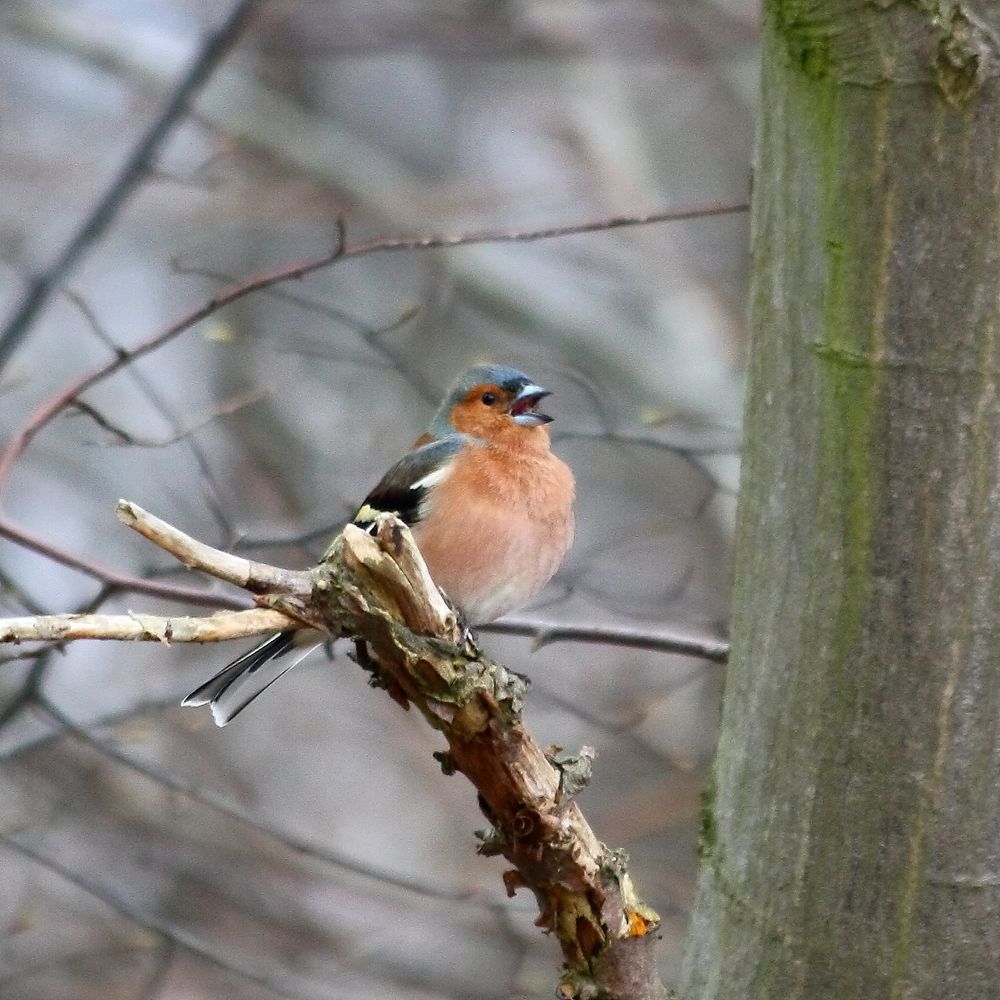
<box><xmin>429</xmin><ymin>364</ymin><xmax>554</xmax><ymax>442</ymax></box>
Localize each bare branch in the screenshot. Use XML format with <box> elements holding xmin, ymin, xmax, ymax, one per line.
<box><xmin>0</xmin><ymin>200</ymin><xmax>747</xmax><ymax>494</ymax></box>
<box><xmin>115</xmin><ymin>499</ymin><xmax>309</xmax><ymax>595</ymax></box>
<box><xmin>308</xmin><ymin>516</ymin><xmax>667</xmax><ymax>997</ymax></box>
<box><xmin>1</xmin><ymin>501</ymin><xmax>727</xmax><ymax>661</ymax></box>
<box><xmin>0</xmin><ymin>607</ymin><xmax>293</xmax><ymax>645</ymax></box>
<box><xmin>338</xmin><ymin>202</ymin><xmax>748</xmax><ymax>256</ymax></box>
<box><xmin>484</xmin><ymin>615</ymin><xmax>729</xmax><ymax>663</ymax></box>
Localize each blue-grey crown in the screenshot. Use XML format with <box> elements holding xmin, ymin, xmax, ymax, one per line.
<box><xmin>428</xmin><ymin>364</ymin><xmax>535</xmax><ymax>438</ymax></box>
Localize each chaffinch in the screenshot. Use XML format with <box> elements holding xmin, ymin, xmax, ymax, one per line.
<box><xmin>184</xmin><ymin>364</ymin><xmax>575</xmax><ymax>725</ymax></box>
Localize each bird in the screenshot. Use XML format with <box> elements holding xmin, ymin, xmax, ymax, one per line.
<box><xmin>183</xmin><ymin>364</ymin><xmax>575</xmax><ymax>726</ymax></box>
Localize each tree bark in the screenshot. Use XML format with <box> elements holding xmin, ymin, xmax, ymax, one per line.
<box><xmin>682</xmin><ymin>2</ymin><xmax>1000</xmax><ymax>998</ymax></box>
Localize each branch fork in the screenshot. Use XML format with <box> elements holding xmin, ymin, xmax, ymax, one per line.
<box><xmin>0</xmin><ymin>499</ymin><xmax>666</xmax><ymax>999</ymax></box>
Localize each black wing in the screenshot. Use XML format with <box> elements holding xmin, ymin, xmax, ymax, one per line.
<box><xmin>182</xmin><ymin>631</ymin><xmax>296</xmax><ymax>708</ymax></box>
<box><xmin>352</xmin><ymin>436</ymin><xmax>466</xmax><ymax>530</ymax></box>
<box><xmin>181</xmin><ymin>438</ymin><xmax>468</xmax><ymax>727</ymax></box>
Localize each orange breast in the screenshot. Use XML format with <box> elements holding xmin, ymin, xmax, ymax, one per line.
<box><xmin>411</xmin><ymin>441</ymin><xmax>574</xmax><ymax>624</ymax></box>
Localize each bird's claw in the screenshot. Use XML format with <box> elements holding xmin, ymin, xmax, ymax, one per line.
<box><xmin>455</xmin><ymin>612</ymin><xmax>480</xmax><ymax>655</ymax></box>
<box><xmin>462</xmin><ymin>625</ymin><xmax>480</xmax><ymax>656</ymax></box>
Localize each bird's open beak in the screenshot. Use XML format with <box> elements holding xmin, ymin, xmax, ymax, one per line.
<box><xmin>510</xmin><ymin>384</ymin><xmax>553</xmax><ymax>426</ymax></box>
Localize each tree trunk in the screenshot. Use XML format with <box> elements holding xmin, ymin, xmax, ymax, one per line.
<box><xmin>682</xmin><ymin>3</ymin><xmax>1000</xmax><ymax>998</ymax></box>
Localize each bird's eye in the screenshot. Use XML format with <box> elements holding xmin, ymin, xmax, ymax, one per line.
<box><xmin>481</xmin><ymin>391</ymin><xmax>496</xmax><ymax>406</ymax></box>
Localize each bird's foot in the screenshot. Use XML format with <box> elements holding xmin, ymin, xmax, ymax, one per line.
<box><xmin>454</xmin><ymin>612</ymin><xmax>480</xmax><ymax>655</ymax></box>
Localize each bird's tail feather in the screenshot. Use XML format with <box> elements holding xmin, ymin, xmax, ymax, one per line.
<box><xmin>182</xmin><ymin>632</ymin><xmax>319</xmax><ymax>727</ymax></box>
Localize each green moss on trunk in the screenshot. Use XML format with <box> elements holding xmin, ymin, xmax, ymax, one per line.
<box><xmin>681</xmin><ymin>2</ymin><xmax>1000</xmax><ymax>998</ymax></box>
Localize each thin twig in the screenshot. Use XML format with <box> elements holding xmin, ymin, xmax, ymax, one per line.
<box><xmin>0</xmin><ymin>517</ymin><xmax>244</xmax><ymax>608</ymax></box>
<box><xmin>340</xmin><ymin>202</ymin><xmax>748</xmax><ymax>256</ymax></box>
<box><xmin>484</xmin><ymin>616</ymin><xmax>729</xmax><ymax>663</ymax></box>
<box><xmin>0</xmin><ymin>202</ymin><xmax>747</xmax><ymax>494</ymax></box>
<box><xmin>71</xmin><ymin>389</ymin><xmax>269</xmax><ymax>448</ymax></box>
<box><xmin>0</xmin><ymin>607</ymin><xmax>293</xmax><ymax>645</ymax></box>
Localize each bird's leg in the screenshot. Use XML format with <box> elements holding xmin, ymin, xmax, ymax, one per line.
<box><xmin>351</xmin><ymin>638</ymin><xmax>378</xmax><ymax>679</ymax></box>
<box><xmin>461</xmin><ymin>623</ymin><xmax>480</xmax><ymax>654</ymax></box>
<box><xmin>453</xmin><ymin>612</ymin><xmax>527</xmax><ymax>684</ymax></box>
<box><xmin>351</xmin><ymin>638</ymin><xmax>411</xmax><ymax>708</ymax></box>
<box><xmin>453</xmin><ymin>607</ymin><xmax>481</xmax><ymax>656</ymax></box>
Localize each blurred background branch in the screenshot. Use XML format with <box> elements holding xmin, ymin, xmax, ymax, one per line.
<box><xmin>0</xmin><ymin>0</ymin><xmax>262</xmax><ymax>369</ymax></box>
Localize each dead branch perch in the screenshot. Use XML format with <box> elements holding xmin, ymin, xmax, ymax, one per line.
<box><xmin>0</xmin><ymin>608</ymin><xmax>294</xmax><ymax>645</ymax></box>
<box><xmin>0</xmin><ymin>500</ymin><xmax>667</xmax><ymax>999</ymax></box>
<box><xmin>115</xmin><ymin>499</ymin><xmax>307</xmax><ymax>594</ymax></box>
